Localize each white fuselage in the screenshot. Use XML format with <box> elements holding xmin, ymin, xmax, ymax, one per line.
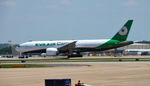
<box><xmin>15</xmin><ymin>20</ymin><xmax>133</xmax><ymax>56</ymax></box>
<box><xmin>16</xmin><ymin>39</ymin><xmax>109</xmax><ymax>53</ymax></box>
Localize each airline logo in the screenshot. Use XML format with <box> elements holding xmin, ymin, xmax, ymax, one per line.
<box><xmin>119</xmin><ymin>26</ymin><xmax>128</xmax><ymax>36</ymax></box>
<box><xmin>35</xmin><ymin>43</ymin><xmax>56</xmax><ymax>46</ymax></box>
<box><xmin>35</xmin><ymin>42</ymin><xmax>68</xmax><ymax>46</ymax></box>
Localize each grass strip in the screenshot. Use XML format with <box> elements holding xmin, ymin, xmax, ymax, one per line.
<box><xmin>1</xmin><ymin>58</ymin><xmax>150</xmax><ymax>63</ymax></box>
<box><xmin>0</xmin><ymin>64</ymin><xmax>52</xmax><ymax>68</ymax></box>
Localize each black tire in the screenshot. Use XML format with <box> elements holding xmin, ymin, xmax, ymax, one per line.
<box><xmin>19</xmin><ymin>56</ymin><xmax>24</xmax><ymax>58</ymax></box>
<box><xmin>67</xmin><ymin>55</ymin><xmax>71</xmax><ymax>59</ymax></box>
<box><xmin>25</xmin><ymin>56</ymin><xmax>28</xmax><ymax>58</ymax></box>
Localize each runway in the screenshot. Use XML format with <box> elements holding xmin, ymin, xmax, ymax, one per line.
<box><xmin>1</xmin><ymin>55</ymin><xmax>150</xmax><ymax>60</ymax></box>
<box><xmin>1</xmin><ymin>62</ymin><xmax>150</xmax><ymax>86</ymax></box>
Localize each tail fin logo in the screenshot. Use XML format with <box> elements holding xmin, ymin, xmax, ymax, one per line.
<box><xmin>119</xmin><ymin>26</ymin><xmax>128</xmax><ymax>36</ymax></box>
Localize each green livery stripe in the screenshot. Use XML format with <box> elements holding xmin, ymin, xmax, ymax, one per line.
<box><xmin>97</xmin><ymin>40</ymin><xmax>120</xmax><ymax>48</ymax></box>
<box><xmin>97</xmin><ymin>39</ymin><xmax>133</xmax><ymax>48</ymax></box>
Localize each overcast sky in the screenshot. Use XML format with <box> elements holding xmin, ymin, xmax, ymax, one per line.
<box><xmin>0</xmin><ymin>0</ymin><xmax>150</xmax><ymax>43</ymax></box>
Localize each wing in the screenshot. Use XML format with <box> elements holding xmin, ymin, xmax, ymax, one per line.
<box><xmin>58</xmin><ymin>41</ymin><xmax>77</xmax><ymax>51</ymax></box>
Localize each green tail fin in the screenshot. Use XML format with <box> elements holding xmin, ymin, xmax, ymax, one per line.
<box><xmin>112</xmin><ymin>20</ymin><xmax>133</xmax><ymax>41</ymax></box>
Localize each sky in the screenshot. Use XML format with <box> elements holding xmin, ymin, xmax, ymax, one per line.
<box><xmin>0</xmin><ymin>0</ymin><xmax>150</xmax><ymax>43</ymax></box>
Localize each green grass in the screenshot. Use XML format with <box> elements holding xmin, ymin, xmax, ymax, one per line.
<box><xmin>0</xmin><ymin>64</ymin><xmax>53</xmax><ymax>68</ymax></box>
<box><xmin>1</xmin><ymin>58</ymin><xmax>150</xmax><ymax>63</ymax></box>
<box><xmin>25</xmin><ymin>64</ymin><xmax>52</xmax><ymax>68</ymax></box>
<box><xmin>0</xmin><ymin>64</ymin><xmax>14</xmax><ymax>68</ymax></box>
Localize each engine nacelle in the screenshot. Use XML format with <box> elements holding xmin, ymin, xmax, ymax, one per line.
<box><xmin>46</xmin><ymin>48</ymin><xmax>58</xmax><ymax>56</ymax></box>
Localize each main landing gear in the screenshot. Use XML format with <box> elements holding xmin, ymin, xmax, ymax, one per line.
<box><xmin>18</xmin><ymin>52</ymin><xmax>31</xmax><ymax>58</ymax></box>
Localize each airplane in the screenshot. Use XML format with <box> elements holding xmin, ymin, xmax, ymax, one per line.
<box><xmin>16</xmin><ymin>20</ymin><xmax>133</xmax><ymax>58</ymax></box>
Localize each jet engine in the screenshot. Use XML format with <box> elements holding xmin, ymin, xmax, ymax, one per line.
<box><xmin>46</xmin><ymin>48</ymin><xmax>58</xmax><ymax>56</ymax></box>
